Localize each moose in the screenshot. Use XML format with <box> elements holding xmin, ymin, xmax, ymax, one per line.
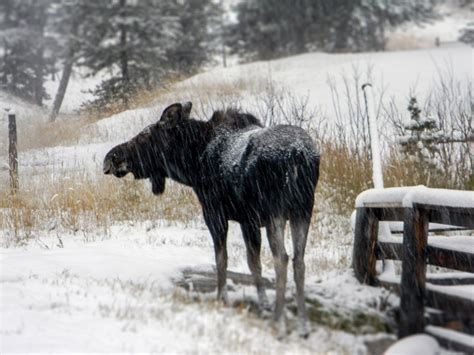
<box><xmin>103</xmin><ymin>102</ymin><xmax>320</xmax><ymax>338</ymax></box>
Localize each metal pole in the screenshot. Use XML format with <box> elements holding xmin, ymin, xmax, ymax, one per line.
<box><xmin>362</xmin><ymin>83</ymin><xmax>384</xmax><ymax>189</ymax></box>
<box><xmin>7</xmin><ymin>109</ymin><xmax>19</xmax><ymax>194</ymax></box>
<box><xmin>361</xmin><ymin>84</ymin><xmax>394</xmax><ymax>274</ymax></box>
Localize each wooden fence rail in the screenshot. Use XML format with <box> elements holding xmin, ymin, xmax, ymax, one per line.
<box><xmin>353</xmin><ymin>186</ymin><xmax>474</xmax><ymax>352</ymax></box>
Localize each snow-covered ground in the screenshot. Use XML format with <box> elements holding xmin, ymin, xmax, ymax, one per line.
<box><xmin>1</xmin><ymin>224</ymin><xmax>398</xmax><ymax>353</ymax></box>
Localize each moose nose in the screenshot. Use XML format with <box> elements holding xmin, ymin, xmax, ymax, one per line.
<box><xmin>103</xmin><ymin>160</ymin><xmax>112</xmax><ymax>174</ymax></box>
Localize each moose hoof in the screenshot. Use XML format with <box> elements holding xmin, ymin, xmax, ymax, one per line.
<box><xmin>298</xmin><ymin>321</ymin><xmax>310</xmax><ymax>339</ymax></box>
<box><xmin>275</xmin><ymin>317</ymin><xmax>287</xmax><ymax>340</ymax></box>
<box><xmin>217</xmin><ymin>290</ymin><xmax>229</xmax><ymax>305</ymax></box>
<box><xmin>258</xmin><ymin>293</ymin><xmax>271</xmax><ymax>312</ymax></box>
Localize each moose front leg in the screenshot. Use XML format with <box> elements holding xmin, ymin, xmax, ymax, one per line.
<box><xmin>204</xmin><ymin>209</ymin><xmax>229</xmax><ymax>303</ymax></box>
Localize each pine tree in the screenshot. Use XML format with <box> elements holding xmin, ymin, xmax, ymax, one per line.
<box><xmin>0</xmin><ymin>0</ymin><xmax>56</xmax><ymax>105</ymax></box>
<box><xmin>79</xmin><ymin>0</ymin><xmax>218</xmax><ymax>114</ymax></box>
<box><xmin>166</xmin><ymin>0</ymin><xmax>220</xmax><ymax>75</ymax></box>
<box><xmin>227</xmin><ymin>0</ymin><xmax>439</xmax><ymax>61</ymax></box>
<box><xmin>48</xmin><ymin>0</ymin><xmax>89</xmax><ymax>121</ymax></box>
<box><xmin>398</xmin><ymin>97</ymin><xmax>444</xmax><ymax>185</ymax></box>
<box><xmin>459</xmin><ymin>22</ymin><xmax>474</xmax><ymax>46</ymax></box>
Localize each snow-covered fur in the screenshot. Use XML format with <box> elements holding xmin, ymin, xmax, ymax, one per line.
<box><xmin>103</xmin><ymin>102</ymin><xmax>320</xmax><ymax>338</ymax></box>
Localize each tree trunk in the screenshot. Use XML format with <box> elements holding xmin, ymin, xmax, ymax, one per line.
<box><xmin>49</xmin><ymin>58</ymin><xmax>74</xmax><ymax>121</ymax></box>
<box><xmin>119</xmin><ymin>0</ymin><xmax>129</xmax><ymax>108</ymax></box>
<box><xmin>33</xmin><ymin>5</ymin><xmax>47</xmax><ymax>107</ymax></box>
<box><xmin>34</xmin><ymin>46</ymin><xmax>45</xmax><ymax>106</ymax></box>
<box><xmin>50</xmin><ymin>19</ymin><xmax>80</xmax><ymax>122</ymax></box>
<box><xmin>1</xmin><ymin>40</ymin><xmax>8</xmax><ymax>87</ymax></box>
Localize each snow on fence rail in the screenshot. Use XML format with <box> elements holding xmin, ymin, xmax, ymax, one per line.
<box><xmin>352</xmin><ymin>185</ymin><xmax>474</xmax><ymax>353</ymax></box>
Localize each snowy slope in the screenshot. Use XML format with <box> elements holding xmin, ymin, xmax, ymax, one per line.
<box><xmin>1</xmin><ymin>45</ymin><xmax>471</xmax><ymax>165</ymax></box>
<box><xmin>58</xmin><ymin>44</ymin><xmax>472</xmax><ymax>155</ymax></box>
<box><xmin>182</xmin><ymin>44</ymin><xmax>471</xmax><ymax>124</ymax></box>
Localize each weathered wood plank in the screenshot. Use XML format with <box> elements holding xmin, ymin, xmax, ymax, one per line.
<box><xmin>425</xmin><ymin>285</ymin><xmax>474</xmax><ymax>325</ymax></box>
<box><xmin>427</xmin><ymin>246</ymin><xmax>474</xmax><ymax>274</ymax></box>
<box><xmin>176</xmin><ymin>268</ymin><xmax>274</xmax><ymax>293</ymax></box>
<box><xmin>378</xmin><ymin>276</ymin><xmax>474</xmax><ymax>334</ymax></box>
<box><xmin>378</xmin><ymin>241</ymin><xmax>474</xmax><ymax>273</ymax></box>
<box><xmin>353</xmin><ymin>207</ymin><xmax>379</xmax><ymax>285</ymax></box>
<box><xmin>399</xmin><ymin>207</ymin><xmax>429</xmax><ymax>338</ymax></box>
<box><xmin>425</xmin><ymin>325</ymin><xmax>474</xmax><ymax>354</ymax></box>
<box><xmin>418</xmin><ymin>204</ymin><xmax>474</xmax><ymax>229</ymax></box>
<box><xmin>426</xmin><ymin>273</ymin><xmax>474</xmax><ymax>286</ymax></box>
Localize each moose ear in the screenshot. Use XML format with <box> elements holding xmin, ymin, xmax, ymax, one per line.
<box><xmin>159</xmin><ymin>103</ymin><xmax>183</xmax><ymax>124</ymax></box>
<box><xmin>182</xmin><ymin>101</ymin><xmax>192</xmax><ymax>119</ymax></box>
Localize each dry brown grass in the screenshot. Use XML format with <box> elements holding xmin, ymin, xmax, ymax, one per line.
<box><xmin>4</xmin><ymin>132</ymin><xmax>468</xmax><ymax>246</ymax></box>
<box><xmin>82</xmin><ymin>72</ymin><xmax>265</xmax><ymax>122</ymax></box>
<box><xmin>2</xmin><ymin>137</ymin><xmax>471</xmax><ymax>247</ymax></box>
<box><xmin>317</xmin><ymin>140</ymin><xmax>473</xmax><ymax>216</ymax></box>
<box><xmin>385</xmin><ymin>35</ymin><xmax>433</xmax><ymax>51</ymax></box>
<box><xmin>18</xmin><ymin>114</ymin><xmax>95</xmax><ymax>151</ymax></box>
<box><xmin>317</xmin><ymin>141</ymin><xmax>373</xmax><ymax>215</ymax></box>
<box><xmin>0</xmin><ymin>174</ymin><xmax>202</xmax><ymax>246</ymax></box>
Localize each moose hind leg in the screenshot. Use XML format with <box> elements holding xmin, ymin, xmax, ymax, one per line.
<box><xmin>241</xmin><ymin>223</ymin><xmax>270</xmax><ymax>310</ymax></box>
<box><xmin>266</xmin><ymin>217</ymin><xmax>288</xmax><ymax>338</ymax></box>
<box><xmin>214</xmin><ymin>236</ymin><xmax>228</xmax><ymax>303</ymax></box>
<box><xmin>290</xmin><ymin>215</ymin><xmax>311</xmax><ymax>338</ymax></box>
<box><xmin>204</xmin><ymin>211</ymin><xmax>229</xmax><ymax>303</ymax></box>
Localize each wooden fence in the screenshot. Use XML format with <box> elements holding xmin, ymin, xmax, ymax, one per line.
<box><xmin>7</xmin><ymin>110</ymin><xmax>19</xmax><ymax>194</ymax></box>
<box><xmin>353</xmin><ymin>186</ymin><xmax>473</xmax><ymax>352</ymax></box>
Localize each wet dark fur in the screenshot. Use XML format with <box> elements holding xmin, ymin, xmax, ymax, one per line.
<box><xmin>103</xmin><ymin>102</ymin><xmax>320</xmax><ymax>337</ymax></box>
<box><xmin>209</xmin><ymin>108</ymin><xmax>263</xmax><ymax>130</ymax></box>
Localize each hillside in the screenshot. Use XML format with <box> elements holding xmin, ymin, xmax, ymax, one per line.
<box><xmin>1</xmin><ymin>43</ymin><xmax>471</xmax><ymax>181</ymax></box>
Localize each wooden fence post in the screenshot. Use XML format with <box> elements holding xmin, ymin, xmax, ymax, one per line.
<box><xmin>399</xmin><ymin>206</ymin><xmax>429</xmax><ymax>338</ymax></box>
<box><xmin>353</xmin><ymin>207</ymin><xmax>379</xmax><ymax>285</ymax></box>
<box><xmin>7</xmin><ymin>110</ymin><xmax>19</xmax><ymax>194</ymax></box>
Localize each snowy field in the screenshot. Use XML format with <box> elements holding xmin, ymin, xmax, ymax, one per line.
<box><xmin>1</xmin><ymin>224</ymin><xmax>400</xmax><ymax>353</ymax></box>
<box><xmin>0</xmin><ymin>42</ymin><xmax>472</xmax><ymax>352</ymax></box>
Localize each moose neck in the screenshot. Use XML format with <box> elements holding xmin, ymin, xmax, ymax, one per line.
<box><xmin>162</xmin><ymin>119</ymin><xmax>213</xmax><ymax>188</ymax></box>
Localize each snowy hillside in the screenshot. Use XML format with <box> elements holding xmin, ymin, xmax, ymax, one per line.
<box><xmin>1</xmin><ymin>44</ymin><xmax>470</xmax><ymax>181</ymax></box>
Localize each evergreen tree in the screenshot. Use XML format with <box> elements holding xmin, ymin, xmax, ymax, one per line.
<box><xmin>459</xmin><ymin>22</ymin><xmax>474</xmax><ymax>46</ymax></box>
<box><xmin>0</xmin><ymin>0</ymin><xmax>56</xmax><ymax>105</ymax></box>
<box><xmin>79</xmin><ymin>0</ymin><xmax>177</xmax><ymax>112</ymax></box>
<box><xmin>79</xmin><ymin>0</ymin><xmax>218</xmax><ymax>113</ymax></box>
<box><xmin>1</xmin><ymin>0</ymin><xmax>218</xmax><ymax>113</ymax></box>
<box><xmin>48</xmin><ymin>0</ymin><xmax>88</xmax><ymax>121</ymax></box>
<box><xmin>398</xmin><ymin>97</ymin><xmax>444</xmax><ymax>185</ymax></box>
<box><xmin>166</xmin><ymin>0</ymin><xmax>220</xmax><ymax>74</ymax></box>
<box><xmin>227</xmin><ymin>0</ymin><xmax>439</xmax><ymax>61</ymax></box>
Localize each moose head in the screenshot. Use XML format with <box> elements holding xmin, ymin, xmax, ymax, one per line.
<box><xmin>103</xmin><ymin>102</ymin><xmax>193</xmax><ymax>195</ymax></box>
